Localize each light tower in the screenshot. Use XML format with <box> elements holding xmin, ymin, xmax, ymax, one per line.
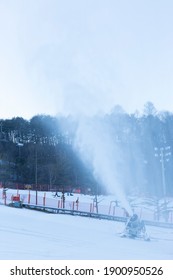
<box><xmin>154</xmin><ymin>146</ymin><xmax>171</xmax><ymax>221</ymax></box>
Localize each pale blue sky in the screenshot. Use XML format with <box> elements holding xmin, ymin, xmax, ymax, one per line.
<box><xmin>0</xmin><ymin>0</ymin><xmax>173</xmax><ymax>119</ymax></box>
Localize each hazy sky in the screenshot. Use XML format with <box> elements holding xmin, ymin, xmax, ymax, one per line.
<box><xmin>0</xmin><ymin>0</ymin><xmax>173</xmax><ymax>119</ymax></box>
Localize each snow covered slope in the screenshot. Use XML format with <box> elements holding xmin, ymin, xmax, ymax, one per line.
<box><xmin>0</xmin><ymin>204</ymin><xmax>173</xmax><ymax>260</ymax></box>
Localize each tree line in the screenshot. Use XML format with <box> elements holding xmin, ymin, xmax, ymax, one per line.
<box><xmin>0</xmin><ymin>102</ymin><xmax>173</xmax><ymax>197</ymax></box>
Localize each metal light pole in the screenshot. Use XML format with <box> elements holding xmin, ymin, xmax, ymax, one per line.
<box><xmin>35</xmin><ymin>144</ymin><xmax>38</xmax><ymax>205</ymax></box>
<box><xmin>16</xmin><ymin>143</ymin><xmax>24</xmax><ymax>183</ymax></box>
<box><xmin>17</xmin><ymin>143</ymin><xmax>24</xmax><ymax>157</ymax></box>
<box><xmin>154</xmin><ymin>146</ymin><xmax>171</xmax><ymax>220</ymax></box>
<box><xmin>94</xmin><ymin>183</ymin><xmax>99</xmax><ymax>214</ymax></box>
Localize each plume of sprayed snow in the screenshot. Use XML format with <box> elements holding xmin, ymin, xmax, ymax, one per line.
<box><xmin>74</xmin><ymin>115</ymin><xmax>132</xmax><ymax>214</ymax></box>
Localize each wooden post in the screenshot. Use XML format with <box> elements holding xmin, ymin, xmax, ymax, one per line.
<box><xmin>43</xmin><ymin>193</ymin><xmax>46</xmax><ymax>206</ymax></box>
<box><xmin>108</xmin><ymin>202</ymin><xmax>112</xmax><ymax>215</ymax></box>
<box><xmin>28</xmin><ymin>192</ymin><xmax>30</xmax><ymax>204</ymax></box>
<box><xmin>4</xmin><ymin>193</ymin><xmax>6</xmax><ymax>205</ymax></box>
<box><xmin>113</xmin><ymin>206</ymin><xmax>115</xmax><ymax>216</ymax></box>
<box><xmin>58</xmin><ymin>200</ymin><xmax>60</xmax><ymax>208</ymax></box>
<box><xmin>76</xmin><ymin>201</ymin><xmax>79</xmax><ymax>211</ymax></box>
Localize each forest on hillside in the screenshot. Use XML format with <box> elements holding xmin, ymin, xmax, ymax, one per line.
<box><xmin>0</xmin><ymin>102</ymin><xmax>173</xmax><ymax>197</ymax></box>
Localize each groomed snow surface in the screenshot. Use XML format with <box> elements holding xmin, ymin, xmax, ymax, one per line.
<box><xmin>0</xmin><ymin>204</ymin><xmax>173</xmax><ymax>260</ymax></box>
